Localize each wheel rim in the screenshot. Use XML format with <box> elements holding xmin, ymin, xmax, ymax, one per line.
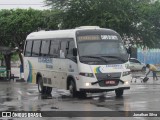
<box><xmin>38</xmin><ymin>78</ymin><xmax>43</xmax><ymax>92</ymax></box>
<box><xmin>69</xmin><ymin>84</ymin><xmax>73</xmax><ymax>95</ymax></box>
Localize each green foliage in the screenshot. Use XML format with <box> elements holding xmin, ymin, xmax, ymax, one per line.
<box><xmin>0</xmin><ymin>1</ymin><xmax>160</xmax><ymax>49</ymax></box>
<box><xmin>11</xmin><ymin>53</ymin><xmax>19</xmax><ymax>62</ymax></box>
<box><xmin>0</xmin><ymin>9</ymin><xmax>60</xmax><ymax>50</ymax></box>
<box><xmin>45</xmin><ymin>0</ymin><xmax>160</xmax><ymax>48</ymax></box>
<box><xmin>0</xmin><ymin>9</ymin><xmax>62</xmax><ymax>69</ymax></box>
<box><xmin>0</xmin><ymin>53</ymin><xmax>3</xmax><ymax>60</ymax></box>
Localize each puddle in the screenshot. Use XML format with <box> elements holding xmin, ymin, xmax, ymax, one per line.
<box><xmin>40</xmin><ymin>94</ymin><xmax>53</xmax><ymax>99</ymax></box>
<box><xmin>51</xmin><ymin>106</ymin><xmax>59</xmax><ymax>109</ymax></box>
<box><xmin>7</xmin><ymin>106</ymin><xmax>17</xmax><ymax>111</ymax></box>
<box><xmin>0</xmin><ymin>97</ymin><xmax>15</xmax><ymax>104</ymax></box>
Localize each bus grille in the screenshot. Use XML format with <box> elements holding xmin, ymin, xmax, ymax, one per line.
<box><xmin>95</xmin><ymin>72</ymin><xmax>121</xmax><ymax>87</ymax></box>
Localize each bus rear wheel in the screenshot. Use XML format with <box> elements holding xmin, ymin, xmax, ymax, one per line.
<box><xmin>115</xmin><ymin>89</ymin><xmax>124</xmax><ymax>97</ymax></box>
<box><xmin>38</xmin><ymin>77</ymin><xmax>52</xmax><ymax>94</ymax></box>
<box><xmin>46</xmin><ymin>87</ymin><xmax>52</xmax><ymax>95</ymax></box>
<box><xmin>38</xmin><ymin>76</ymin><xmax>45</xmax><ymax>93</ymax></box>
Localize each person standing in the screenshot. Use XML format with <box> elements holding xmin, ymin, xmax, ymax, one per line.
<box><xmin>146</xmin><ymin>64</ymin><xmax>158</xmax><ymax>80</ymax></box>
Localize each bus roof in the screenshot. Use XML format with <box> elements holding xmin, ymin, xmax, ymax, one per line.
<box><xmin>26</xmin><ymin>26</ymin><xmax>117</xmax><ymax>40</ymax></box>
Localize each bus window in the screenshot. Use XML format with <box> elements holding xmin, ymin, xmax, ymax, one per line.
<box><xmin>41</xmin><ymin>40</ymin><xmax>50</xmax><ymax>56</ymax></box>
<box><xmin>24</xmin><ymin>41</ymin><xmax>33</xmax><ymax>57</ymax></box>
<box><xmin>60</xmin><ymin>41</ymin><xmax>67</xmax><ymax>58</ymax></box>
<box><xmin>66</xmin><ymin>40</ymin><xmax>75</xmax><ymax>58</ymax></box>
<box><xmin>32</xmin><ymin>40</ymin><xmax>41</xmax><ymax>57</ymax></box>
<box><xmin>49</xmin><ymin>40</ymin><xmax>60</xmax><ymax>57</ymax></box>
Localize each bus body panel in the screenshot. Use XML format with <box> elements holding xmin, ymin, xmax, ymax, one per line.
<box><xmin>75</xmin><ymin>63</ymin><xmax>131</xmax><ymax>91</ymax></box>
<box><xmin>24</xmin><ymin>57</ymin><xmax>79</xmax><ymax>89</ymax></box>
<box><xmin>23</xmin><ymin>26</ymin><xmax>131</xmax><ymax>95</ymax></box>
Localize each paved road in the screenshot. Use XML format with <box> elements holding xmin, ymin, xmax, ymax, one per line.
<box><xmin>0</xmin><ymin>80</ymin><xmax>160</xmax><ymax>120</ymax></box>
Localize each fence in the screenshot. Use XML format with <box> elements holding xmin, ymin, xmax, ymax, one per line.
<box><xmin>137</xmin><ymin>48</ymin><xmax>160</xmax><ymax>64</ymax></box>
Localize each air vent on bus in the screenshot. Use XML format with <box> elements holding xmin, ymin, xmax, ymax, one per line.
<box><xmin>76</xmin><ymin>26</ymin><xmax>100</xmax><ymax>29</ymax></box>
<box><xmin>43</xmin><ymin>77</ymin><xmax>47</xmax><ymax>84</ymax></box>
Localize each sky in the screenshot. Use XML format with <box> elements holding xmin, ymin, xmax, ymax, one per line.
<box><xmin>0</xmin><ymin>0</ymin><xmax>50</xmax><ymax>10</ymax></box>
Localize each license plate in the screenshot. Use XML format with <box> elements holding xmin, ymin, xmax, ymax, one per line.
<box><xmin>105</xmin><ymin>80</ymin><xmax>115</xmax><ymax>85</ymax></box>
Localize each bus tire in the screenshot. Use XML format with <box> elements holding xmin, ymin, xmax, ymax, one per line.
<box><xmin>115</xmin><ymin>89</ymin><xmax>123</xmax><ymax>97</ymax></box>
<box><xmin>46</xmin><ymin>87</ymin><xmax>52</xmax><ymax>95</ymax></box>
<box><xmin>38</xmin><ymin>76</ymin><xmax>46</xmax><ymax>94</ymax></box>
<box><xmin>69</xmin><ymin>80</ymin><xmax>77</xmax><ymax>98</ymax></box>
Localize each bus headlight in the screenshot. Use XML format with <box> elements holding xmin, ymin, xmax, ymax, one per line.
<box><xmin>125</xmin><ymin>81</ymin><xmax>129</xmax><ymax>84</ymax></box>
<box><xmin>122</xmin><ymin>71</ymin><xmax>130</xmax><ymax>76</ymax></box>
<box><xmin>85</xmin><ymin>82</ymin><xmax>91</xmax><ymax>86</ymax></box>
<box><xmin>79</xmin><ymin>73</ymin><xmax>94</xmax><ymax>77</ymax></box>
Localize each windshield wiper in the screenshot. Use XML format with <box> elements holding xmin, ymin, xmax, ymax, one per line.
<box><xmin>80</xmin><ymin>55</ymin><xmax>108</xmax><ymax>63</ymax></box>
<box><xmin>101</xmin><ymin>55</ymin><xmax>126</xmax><ymax>62</ymax></box>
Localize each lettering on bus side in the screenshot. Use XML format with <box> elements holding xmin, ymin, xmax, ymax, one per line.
<box><xmin>38</xmin><ymin>57</ymin><xmax>52</xmax><ymax>63</ymax></box>
<box><xmin>46</xmin><ymin>64</ymin><xmax>53</xmax><ymax>69</ymax></box>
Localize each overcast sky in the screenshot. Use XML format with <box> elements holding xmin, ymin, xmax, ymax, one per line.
<box><xmin>0</xmin><ymin>0</ymin><xmax>50</xmax><ymax>10</ymax></box>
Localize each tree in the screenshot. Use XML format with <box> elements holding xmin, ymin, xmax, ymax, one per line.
<box><xmin>140</xmin><ymin>0</ymin><xmax>160</xmax><ymax>48</ymax></box>
<box><xmin>44</xmin><ymin>0</ymin><xmax>160</xmax><ymax>48</ymax></box>
<box><xmin>0</xmin><ymin>8</ymin><xmax>60</xmax><ymax>74</ymax></box>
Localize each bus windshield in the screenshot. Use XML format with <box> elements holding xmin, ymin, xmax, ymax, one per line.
<box><xmin>77</xmin><ymin>40</ymin><xmax>128</xmax><ymax>63</ymax></box>
<box><xmin>76</xmin><ymin>30</ymin><xmax>129</xmax><ymax>64</ymax></box>
<box><xmin>78</xmin><ymin>40</ymin><xmax>127</xmax><ymax>56</ymax></box>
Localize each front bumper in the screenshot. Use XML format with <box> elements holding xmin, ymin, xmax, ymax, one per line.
<box><xmin>80</xmin><ymin>87</ymin><xmax>130</xmax><ymax>93</ymax></box>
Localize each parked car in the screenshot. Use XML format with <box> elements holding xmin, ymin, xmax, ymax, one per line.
<box><xmin>126</xmin><ymin>58</ymin><xmax>146</xmax><ymax>71</ymax></box>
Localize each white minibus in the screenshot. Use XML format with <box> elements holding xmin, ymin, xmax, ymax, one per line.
<box><xmin>23</xmin><ymin>26</ymin><xmax>131</xmax><ymax>98</ymax></box>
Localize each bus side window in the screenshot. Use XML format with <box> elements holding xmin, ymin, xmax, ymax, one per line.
<box><xmin>32</xmin><ymin>40</ymin><xmax>41</xmax><ymax>57</ymax></box>
<box><xmin>24</xmin><ymin>41</ymin><xmax>33</xmax><ymax>57</ymax></box>
<box><xmin>41</xmin><ymin>40</ymin><xmax>50</xmax><ymax>56</ymax></box>
<box><xmin>60</xmin><ymin>41</ymin><xmax>67</xmax><ymax>58</ymax></box>
<box><xmin>49</xmin><ymin>40</ymin><xmax>60</xmax><ymax>58</ymax></box>
<box><xmin>66</xmin><ymin>40</ymin><xmax>75</xmax><ymax>58</ymax></box>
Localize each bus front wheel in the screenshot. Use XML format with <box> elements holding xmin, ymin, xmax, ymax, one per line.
<box><xmin>77</xmin><ymin>91</ymin><xmax>87</xmax><ymax>98</ymax></box>
<box><xmin>69</xmin><ymin>80</ymin><xmax>77</xmax><ymax>98</ymax></box>
<box><xmin>115</xmin><ymin>89</ymin><xmax>124</xmax><ymax>97</ymax></box>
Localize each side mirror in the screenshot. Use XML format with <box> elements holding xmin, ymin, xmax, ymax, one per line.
<box><xmin>73</xmin><ymin>48</ymin><xmax>77</xmax><ymax>56</ymax></box>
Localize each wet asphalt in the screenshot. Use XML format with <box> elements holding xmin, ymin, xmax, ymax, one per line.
<box><xmin>0</xmin><ymin>78</ymin><xmax>160</xmax><ymax>120</ymax></box>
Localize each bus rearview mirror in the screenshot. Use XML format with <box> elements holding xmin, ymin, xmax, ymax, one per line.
<box><xmin>73</xmin><ymin>48</ymin><xmax>77</xmax><ymax>56</ymax></box>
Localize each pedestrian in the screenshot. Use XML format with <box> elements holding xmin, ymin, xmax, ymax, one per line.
<box><xmin>146</xmin><ymin>64</ymin><xmax>158</xmax><ymax>81</ymax></box>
